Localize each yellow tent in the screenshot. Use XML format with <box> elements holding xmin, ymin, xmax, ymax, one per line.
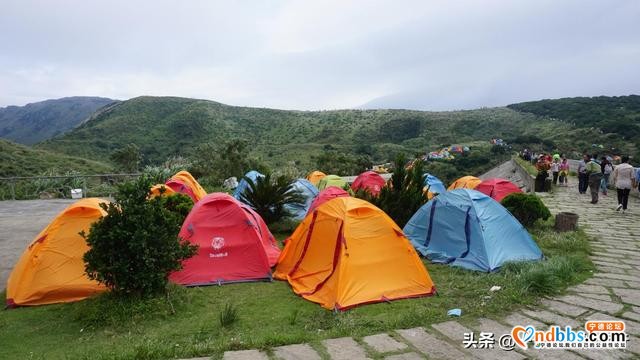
<box><xmin>7</xmin><ymin>198</ymin><xmax>108</xmax><ymax>307</ymax></box>
<box><xmin>306</xmin><ymin>170</ymin><xmax>327</xmax><ymax>186</ymax></box>
<box><xmin>166</xmin><ymin>170</ymin><xmax>207</xmax><ymax>202</ymax></box>
<box><xmin>149</xmin><ymin>184</ymin><xmax>176</xmax><ymax>198</ymax></box>
<box><xmin>448</xmin><ymin>176</ymin><xmax>481</xmax><ymax>191</ymax></box>
<box><xmin>316</xmin><ymin>174</ymin><xmax>347</xmax><ymax>191</ymax></box>
<box><xmin>275</xmin><ymin>197</ymin><xmax>435</xmax><ymax>310</ymax></box>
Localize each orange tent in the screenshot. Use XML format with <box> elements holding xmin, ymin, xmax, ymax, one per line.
<box><xmin>448</xmin><ymin>175</ymin><xmax>481</xmax><ymax>191</ymax></box>
<box><xmin>275</xmin><ymin>197</ymin><xmax>435</xmax><ymax>311</ymax></box>
<box><xmin>149</xmin><ymin>184</ymin><xmax>177</xmax><ymax>198</ymax></box>
<box><xmin>306</xmin><ymin>170</ymin><xmax>327</xmax><ymax>186</ymax></box>
<box><xmin>165</xmin><ymin>171</ymin><xmax>207</xmax><ymax>202</ymax></box>
<box><xmin>6</xmin><ymin>198</ymin><xmax>108</xmax><ymax>307</ymax></box>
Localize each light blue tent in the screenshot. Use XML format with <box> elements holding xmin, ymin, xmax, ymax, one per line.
<box><xmin>423</xmin><ymin>173</ymin><xmax>446</xmax><ymax>198</ymax></box>
<box><xmin>233</xmin><ymin>170</ymin><xmax>265</xmax><ymax>200</ymax></box>
<box><xmin>403</xmin><ymin>189</ymin><xmax>543</xmax><ymax>272</ymax></box>
<box><xmin>284</xmin><ymin>179</ymin><xmax>319</xmax><ymax>220</ymax></box>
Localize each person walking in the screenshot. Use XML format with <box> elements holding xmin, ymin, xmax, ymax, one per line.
<box><xmin>600</xmin><ymin>156</ymin><xmax>612</xmax><ymax>195</ymax></box>
<box><xmin>550</xmin><ymin>157</ymin><xmax>560</xmax><ymax>185</ymax></box>
<box><xmin>612</xmin><ymin>156</ymin><xmax>635</xmax><ymax>213</ymax></box>
<box><xmin>577</xmin><ymin>154</ymin><xmax>589</xmax><ymax>194</ymax></box>
<box><xmin>559</xmin><ymin>157</ymin><xmax>570</xmax><ymax>186</ymax></box>
<box><xmin>586</xmin><ymin>155</ymin><xmax>603</xmax><ymax>204</ymax></box>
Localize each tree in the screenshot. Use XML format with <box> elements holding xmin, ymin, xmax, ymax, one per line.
<box><xmin>110</xmin><ymin>143</ymin><xmax>142</xmax><ymax>172</ymax></box>
<box><xmin>239</xmin><ymin>173</ymin><xmax>305</xmax><ymax>225</ymax></box>
<box><xmin>82</xmin><ymin>176</ymin><xmax>197</xmax><ymax>297</ymax></box>
<box><xmin>190</xmin><ymin>139</ymin><xmax>269</xmax><ymax>184</ymax></box>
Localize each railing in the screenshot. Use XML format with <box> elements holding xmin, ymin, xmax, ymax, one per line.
<box><xmin>0</xmin><ymin>173</ymin><xmax>141</xmax><ymax>200</ymax></box>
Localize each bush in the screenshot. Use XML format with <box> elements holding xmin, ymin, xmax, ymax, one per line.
<box><xmin>501</xmin><ymin>193</ymin><xmax>551</xmax><ymax>228</ymax></box>
<box><xmin>239</xmin><ymin>173</ymin><xmax>305</xmax><ymax>225</ymax></box>
<box><xmin>82</xmin><ymin>176</ymin><xmax>198</xmax><ymax>297</ymax></box>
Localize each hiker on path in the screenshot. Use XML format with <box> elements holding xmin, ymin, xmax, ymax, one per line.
<box><xmin>586</xmin><ymin>155</ymin><xmax>603</xmax><ymax>204</ymax></box>
<box><xmin>577</xmin><ymin>154</ymin><xmax>589</xmax><ymax>194</ymax></box>
<box><xmin>600</xmin><ymin>156</ymin><xmax>612</xmax><ymax>195</ymax></box>
<box><xmin>612</xmin><ymin>156</ymin><xmax>635</xmax><ymax>213</ymax></box>
<box><xmin>550</xmin><ymin>157</ymin><xmax>560</xmax><ymax>185</ymax></box>
<box><xmin>559</xmin><ymin>157</ymin><xmax>570</xmax><ymax>186</ymax></box>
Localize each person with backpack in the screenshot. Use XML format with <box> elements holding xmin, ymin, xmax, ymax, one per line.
<box><xmin>577</xmin><ymin>154</ymin><xmax>589</xmax><ymax>194</ymax></box>
<box><xmin>612</xmin><ymin>156</ymin><xmax>635</xmax><ymax>213</ymax></box>
<box><xmin>600</xmin><ymin>157</ymin><xmax>613</xmax><ymax>195</ymax></box>
<box><xmin>586</xmin><ymin>155</ymin><xmax>603</xmax><ymax>204</ymax></box>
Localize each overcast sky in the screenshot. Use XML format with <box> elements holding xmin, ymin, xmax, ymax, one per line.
<box><xmin>1</xmin><ymin>0</ymin><xmax>639</xmax><ymax>110</ymax></box>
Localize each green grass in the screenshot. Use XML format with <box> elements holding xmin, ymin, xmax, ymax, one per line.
<box><xmin>514</xmin><ymin>156</ymin><xmax>538</xmax><ymax>177</ymax></box>
<box><xmin>0</xmin><ymin>221</ymin><xmax>593</xmax><ymax>360</ymax></box>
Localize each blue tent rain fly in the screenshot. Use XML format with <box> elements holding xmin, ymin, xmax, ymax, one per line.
<box><xmin>423</xmin><ymin>173</ymin><xmax>446</xmax><ymax>199</ymax></box>
<box><xmin>284</xmin><ymin>179</ymin><xmax>319</xmax><ymax>220</ymax></box>
<box><xmin>233</xmin><ymin>170</ymin><xmax>265</xmax><ymax>200</ymax></box>
<box><xmin>403</xmin><ymin>189</ymin><xmax>543</xmax><ymax>272</ymax></box>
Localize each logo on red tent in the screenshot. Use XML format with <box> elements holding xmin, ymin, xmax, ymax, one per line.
<box><xmin>211</xmin><ymin>236</ymin><xmax>225</xmax><ymax>250</ymax></box>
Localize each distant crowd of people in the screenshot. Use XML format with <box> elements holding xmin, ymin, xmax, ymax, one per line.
<box><xmin>522</xmin><ymin>149</ymin><xmax>639</xmax><ymax>213</ymax></box>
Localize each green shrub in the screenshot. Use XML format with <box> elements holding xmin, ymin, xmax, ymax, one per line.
<box><xmin>82</xmin><ymin>176</ymin><xmax>198</xmax><ymax>297</ymax></box>
<box><xmin>239</xmin><ymin>173</ymin><xmax>304</xmax><ymax>225</ymax></box>
<box><xmin>501</xmin><ymin>193</ymin><xmax>551</xmax><ymax>228</ymax></box>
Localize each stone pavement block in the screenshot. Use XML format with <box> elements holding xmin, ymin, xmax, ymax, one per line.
<box><xmin>396</xmin><ymin>327</ymin><xmax>469</xmax><ymax>359</ymax></box>
<box><xmin>322</xmin><ymin>337</ymin><xmax>371</xmax><ymax>360</ymax></box>
<box><xmin>541</xmin><ymin>299</ymin><xmax>589</xmax><ymax>317</ymax></box>
<box><xmin>557</xmin><ymin>295</ymin><xmax>623</xmax><ymax>314</ymax></box>
<box><xmin>474</xmin><ymin>318</ymin><xmax>512</xmax><ymax>337</ymax></box>
<box><xmin>384</xmin><ymin>352</ymin><xmax>425</xmax><ymax>360</ymax></box>
<box><xmin>581</xmin><ymin>293</ymin><xmax>615</xmax><ymax>302</ymax></box>
<box><xmin>597</xmin><ymin>266</ymin><xmax>629</xmax><ymax>275</ymax></box>
<box><xmin>612</xmin><ymin>288</ymin><xmax>640</xmax><ymax>306</ymax></box>
<box><xmin>503</xmin><ymin>313</ymin><xmax>546</xmax><ymax>329</ymax></box>
<box><xmin>521</xmin><ymin>309</ymin><xmax>581</xmax><ymax>328</ymax></box>
<box><xmin>568</xmin><ymin>284</ymin><xmax>611</xmax><ymax>294</ymax></box>
<box><xmin>521</xmin><ymin>349</ymin><xmax>585</xmax><ymax>360</ymax></box>
<box><xmin>585</xmin><ymin>313</ymin><xmax>640</xmax><ymax>336</ymax></box>
<box><xmin>362</xmin><ymin>333</ymin><xmax>407</xmax><ymax>353</ymax></box>
<box><xmin>595</xmin><ymin>273</ymin><xmax>639</xmax><ymax>282</ymax></box>
<box><xmin>432</xmin><ymin>321</ymin><xmax>524</xmax><ymax>360</ymax></box>
<box><xmin>585</xmin><ymin>278</ymin><xmax>628</xmax><ymax>288</ymax></box>
<box><xmin>571</xmin><ymin>349</ymin><xmax>634</xmax><ymax>360</ymax></box>
<box><xmin>622</xmin><ymin>312</ymin><xmax>640</xmax><ymax>322</ymax></box>
<box><xmin>273</xmin><ymin>344</ymin><xmax>322</xmax><ymax>360</ymax></box>
<box><xmin>222</xmin><ymin>350</ymin><xmax>268</xmax><ymax>360</ymax></box>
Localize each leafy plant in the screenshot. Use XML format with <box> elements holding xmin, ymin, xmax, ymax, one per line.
<box><xmin>358</xmin><ymin>155</ymin><xmax>427</xmax><ymax>228</ymax></box>
<box><xmin>239</xmin><ymin>173</ymin><xmax>305</xmax><ymax>225</ymax></box>
<box><xmin>110</xmin><ymin>143</ymin><xmax>142</xmax><ymax>173</ymax></box>
<box><xmin>501</xmin><ymin>193</ymin><xmax>551</xmax><ymax>228</ymax></box>
<box><xmin>82</xmin><ymin>175</ymin><xmax>197</xmax><ymax>297</ymax></box>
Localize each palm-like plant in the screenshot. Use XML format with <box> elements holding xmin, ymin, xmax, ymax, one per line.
<box><xmin>239</xmin><ymin>173</ymin><xmax>305</xmax><ymax>225</ymax></box>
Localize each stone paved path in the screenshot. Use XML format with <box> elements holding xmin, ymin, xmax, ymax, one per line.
<box><xmin>212</xmin><ymin>184</ymin><xmax>640</xmax><ymax>360</ymax></box>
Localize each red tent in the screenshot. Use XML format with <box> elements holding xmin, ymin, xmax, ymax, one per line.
<box><xmin>170</xmin><ymin>193</ymin><xmax>279</xmax><ymax>286</ymax></box>
<box><xmin>475</xmin><ymin>178</ymin><xmax>523</xmax><ymax>202</ymax></box>
<box><xmin>307</xmin><ymin>186</ymin><xmax>349</xmax><ymax>215</ymax></box>
<box><xmin>351</xmin><ymin>171</ymin><xmax>386</xmax><ymax>196</ymax></box>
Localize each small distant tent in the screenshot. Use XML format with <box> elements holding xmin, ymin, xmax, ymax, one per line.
<box><xmin>307</xmin><ymin>186</ymin><xmax>350</xmax><ymax>215</ymax></box>
<box><xmin>149</xmin><ymin>184</ymin><xmax>177</xmax><ymax>198</ymax></box>
<box><xmin>351</xmin><ymin>171</ymin><xmax>386</xmax><ymax>196</ymax></box>
<box><xmin>166</xmin><ymin>171</ymin><xmax>207</xmax><ymax>202</ymax></box>
<box><xmin>306</xmin><ymin>171</ymin><xmax>327</xmax><ymax>186</ymax></box>
<box><xmin>475</xmin><ymin>178</ymin><xmax>522</xmax><ymax>202</ymax></box>
<box><xmin>403</xmin><ymin>189</ymin><xmax>542</xmax><ymax>272</ymax></box>
<box><xmin>170</xmin><ymin>193</ymin><xmax>279</xmax><ymax>286</ymax></box>
<box><xmin>6</xmin><ymin>198</ymin><xmax>108</xmax><ymax>307</ymax></box>
<box><xmin>423</xmin><ymin>173</ymin><xmax>446</xmax><ymax>200</ymax></box>
<box><xmin>233</xmin><ymin>170</ymin><xmax>265</xmax><ymax>200</ymax></box>
<box><xmin>284</xmin><ymin>179</ymin><xmax>319</xmax><ymax>221</ymax></box>
<box><xmin>447</xmin><ymin>175</ymin><xmax>481</xmax><ymax>191</ymax></box>
<box><xmin>275</xmin><ymin>197</ymin><xmax>435</xmax><ymax>310</ymax></box>
<box><xmin>317</xmin><ymin>175</ymin><xmax>347</xmax><ymax>191</ymax></box>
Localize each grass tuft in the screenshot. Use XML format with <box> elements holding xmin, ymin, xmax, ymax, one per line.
<box><xmin>219</xmin><ymin>303</ymin><xmax>238</xmax><ymax>328</ymax></box>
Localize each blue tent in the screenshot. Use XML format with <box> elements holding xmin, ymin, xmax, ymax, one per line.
<box><xmin>233</xmin><ymin>170</ymin><xmax>265</xmax><ymax>200</ymax></box>
<box><xmin>403</xmin><ymin>189</ymin><xmax>543</xmax><ymax>272</ymax></box>
<box><xmin>423</xmin><ymin>173</ymin><xmax>446</xmax><ymax>198</ymax></box>
<box><xmin>284</xmin><ymin>179</ymin><xmax>319</xmax><ymax>220</ymax></box>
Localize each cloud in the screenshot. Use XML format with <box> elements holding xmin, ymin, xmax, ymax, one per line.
<box><xmin>1</xmin><ymin>0</ymin><xmax>638</xmax><ymax>109</ymax></box>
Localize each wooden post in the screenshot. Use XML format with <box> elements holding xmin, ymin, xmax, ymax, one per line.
<box><xmin>555</xmin><ymin>212</ymin><xmax>579</xmax><ymax>232</ymax></box>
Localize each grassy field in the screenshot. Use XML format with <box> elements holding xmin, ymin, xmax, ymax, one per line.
<box><xmin>0</xmin><ymin>221</ymin><xmax>593</xmax><ymax>360</ymax></box>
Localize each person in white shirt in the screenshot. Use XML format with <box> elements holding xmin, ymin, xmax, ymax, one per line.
<box><xmin>611</xmin><ymin>156</ymin><xmax>636</xmax><ymax>213</ymax></box>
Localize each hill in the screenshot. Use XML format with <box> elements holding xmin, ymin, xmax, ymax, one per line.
<box><xmin>0</xmin><ymin>139</ymin><xmax>112</xmax><ymax>178</ymax></box>
<box><xmin>0</xmin><ymin>96</ymin><xmax>116</xmax><ymax>145</ymax></box>
<box><xmin>38</xmin><ymin>96</ymin><xmax>588</xmax><ymax>168</ymax></box>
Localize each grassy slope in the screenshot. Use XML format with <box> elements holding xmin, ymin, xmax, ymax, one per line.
<box><xmin>0</xmin><ymin>139</ymin><xmax>112</xmax><ymax>177</ymax></box>
<box><xmin>0</xmin><ymin>222</ymin><xmax>593</xmax><ymax>360</ymax></box>
<box><xmin>37</xmin><ymin>96</ymin><xmax>602</xmax><ymax>171</ymax></box>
